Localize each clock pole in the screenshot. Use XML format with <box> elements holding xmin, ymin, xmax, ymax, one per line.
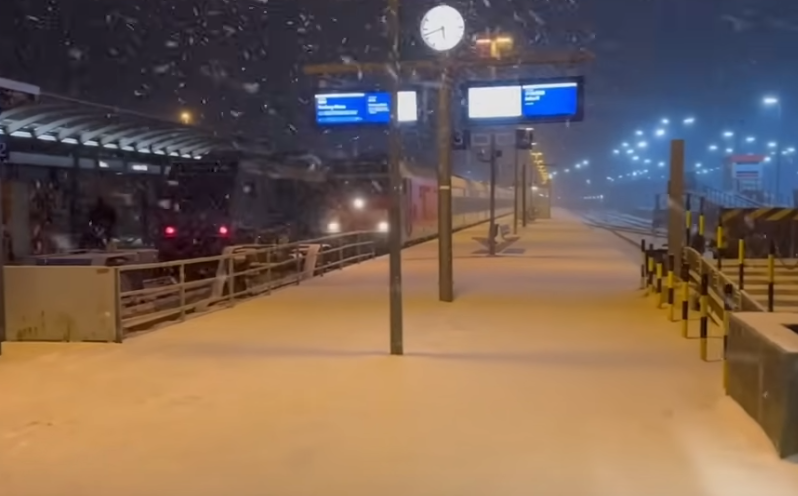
<box><xmin>437</xmin><ymin>60</ymin><xmax>454</xmax><ymax>302</ymax></box>
<box><xmin>386</xmin><ymin>0</ymin><xmax>404</xmax><ymax>355</ymax></box>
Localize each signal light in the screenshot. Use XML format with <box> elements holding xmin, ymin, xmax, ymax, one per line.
<box><xmin>164</xmin><ymin>226</ymin><xmax>176</xmax><ymax>236</ymax></box>
<box><xmin>218</xmin><ymin>225</ymin><xmax>229</xmax><ymax>236</ymax></box>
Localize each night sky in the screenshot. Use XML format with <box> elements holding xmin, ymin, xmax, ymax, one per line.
<box><xmin>2</xmin><ymin>0</ymin><xmax>797</xmax><ymax>179</ymax></box>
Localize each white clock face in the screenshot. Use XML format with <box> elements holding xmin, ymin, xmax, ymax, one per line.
<box><xmin>420</xmin><ymin>5</ymin><xmax>465</xmax><ymax>52</ymax></box>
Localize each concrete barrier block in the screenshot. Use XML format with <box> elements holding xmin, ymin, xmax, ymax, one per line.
<box><xmin>727</xmin><ymin>312</ymin><xmax>798</xmax><ymax>458</ymax></box>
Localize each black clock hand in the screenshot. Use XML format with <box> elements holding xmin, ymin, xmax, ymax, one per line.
<box><xmin>422</xmin><ymin>26</ymin><xmax>444</xmax><ymax>37</ymax></box>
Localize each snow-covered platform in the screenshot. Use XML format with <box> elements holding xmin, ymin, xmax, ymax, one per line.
<box><xmin>2</xmin><ymin>210</ymin><xmax>798</xmax><ymax>496</ymax></box>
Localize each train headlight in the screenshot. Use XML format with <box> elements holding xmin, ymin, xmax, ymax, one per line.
<box><xmin>377</xmin><ymin>221</ymin><xmax>389</xmax><ymax>233</ymax></box>
<box><xmin>327</xmin><ymin>221</ymin><xmax>341</xmax><ymax>233</ymax></box>
<box><xmin>352</xmin><ymin>197</ymin><xmax>365</xmax><ymax>210</ymax></box>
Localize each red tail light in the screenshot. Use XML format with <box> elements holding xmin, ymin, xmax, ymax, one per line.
<box><xmin>218</xmin><ymin>225</ymin><xmax>229</xmax><ymax>236</ymax></box>
<box><xmin>164</xmin><ymin>226</ymin><xmax>177</xmax><ymax>236</ymax></box>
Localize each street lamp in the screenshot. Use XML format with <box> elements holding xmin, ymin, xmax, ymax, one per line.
<box><xmin>475</xmin><ymin>34</ymin><xmax>514</xmax><ymax>60</ymax></box>
<box><xmin>179</xmin><ymin>111</ymin><xmax>192</xmax><ymax>125</ymax></box>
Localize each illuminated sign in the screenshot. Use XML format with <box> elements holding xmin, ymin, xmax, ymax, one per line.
<box><xmin>314</xmin><ymin>91</ymin><xmax>418</xmax><ymax>125</ymax></box>
<box><xmin>465</xmin><ymin>77</ymin><xmax>584</xmax><ymax>125</ymax></box>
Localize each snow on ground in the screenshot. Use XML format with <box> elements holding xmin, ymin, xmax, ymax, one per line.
<box><xmin>1</xmin><ymin>210</ymin><xmax>797</xmax><ymax>496</ymax></box>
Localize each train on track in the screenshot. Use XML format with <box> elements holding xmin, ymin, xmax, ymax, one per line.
<box><xmin>156</xmin><ymin>154</ymin><xmax>514</xmax><ymax>260</ymax></box>
<box><xmin>322</xmin><ymin>160</ymin><xmax>515</xmax><ymax>244</ymax></box>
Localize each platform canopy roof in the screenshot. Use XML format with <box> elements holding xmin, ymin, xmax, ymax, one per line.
<box><xmin>0</xmin><ymin>93</ymin><xmax>263</xmax><ymax>160</ymax></box>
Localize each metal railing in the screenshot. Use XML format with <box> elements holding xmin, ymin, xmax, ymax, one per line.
<box><xmin>681</xmin><ymin>246</ymin><xmax>765</xmax><ymax>314</ymax></box>
<box><xmin>117</xmin><ymin>232</ymin><xmax>377</xmax><ymax>334</ymax></box>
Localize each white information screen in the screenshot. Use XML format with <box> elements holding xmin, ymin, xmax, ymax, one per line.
<box><xmin>397</xmin><ymin>91</ymin><xmax>418</xmax><ymax>123</ymax></box>
<box><xmin>467</xmin><ymin>86</ymin><xmax>522</xmax><ymax>119</ymax></box>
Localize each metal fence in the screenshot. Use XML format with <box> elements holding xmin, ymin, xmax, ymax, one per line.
<box><xmin>681</xmin><ymin>246</ymin><xmax>765</xmax><ymax>314</ymax></box>
<box><xmin>117</xmin><ymin>232</ymin><xmax>377</xmax><ymax>334</ymax></box>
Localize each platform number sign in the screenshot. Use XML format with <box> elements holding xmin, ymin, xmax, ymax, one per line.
<box><xmin>515</xmin><ymin>128</ymin><xmax>535</xmax><ymax>150</ymax></box>
<box><xmin>451</xmin><ymin>129</ymin><xmax>470</xmax><ymax>150</ymax></box>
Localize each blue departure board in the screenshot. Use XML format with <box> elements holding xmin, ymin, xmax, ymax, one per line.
<box><xmin>314</xmin><ymin>91</ymin><xmax>417</xmax><ymax>126</ymax></box>
<box><xmin>466</xmin><ymin>78</ymin><xmax>583</xmax><ymax>124</ymax></box>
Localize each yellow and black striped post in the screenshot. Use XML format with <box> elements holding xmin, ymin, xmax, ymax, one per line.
<box><xmin>667</xmin><ymin>254</ymin><xmax>675</xmax><ymax>321</ymax></box>
<box><xmin>655</xmin><ymin>258</ymin><xmax>663</xmax><ymax>306</ymax></box>
<box><xmin>737</xmin><ymin>238</ymin><xmax>745</xmax><ymax>289</ymax></box>
<box><xmin>699</xmin><ymin>271</ymin><xmax>709</xmax><ymax>361</ymax></box>
<box><xmin>722</xmin><ymin>283</ymin><xmax>733</xmax><ymax>392</ymax></box>
<box><xmin>681</xmin><ymin>261</ymin><xmax>690</xmax><ymax>338</ymax></box>
<box><xmin>640</xmin><ymin>239</ymin><xmax>647</xmax><ymax>289</ymax></box>
<box><xmin>716</xmin><ymin>222</ymin><xmax>724</xmax><ymax>270</ymax></box>
<box><xmin>646</xmin><ymin>242</ymin><xmax>654</xmax><ymax>293</ymax></box>
<box><xmin>767</xmin><ymin>239</ymin><xmax>775</xmax><ymax>312</ymax></box>
<box><xmin>698</xmin><ymin>197</ymin><xmax>706</xmax><ymax>253</ymax></box>
<box><xmin>685</xmin><ymin>194</ymin><xmax>692</xmax><ymax>246</ymax></box>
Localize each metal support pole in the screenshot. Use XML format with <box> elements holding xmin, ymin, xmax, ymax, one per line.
<box><xmin>668</xmin><ymin>140</ymin><xmax>686</xmax><ymax>270</ymax></box>
<box><xmin>775</xmin><ymin>104</ymin><xmax>783</xmax><ymax>200</ymax></box>
<box><xmin>70</xmin><ymin>153</ymin><xmax>80</xmax><ymax>236</ymax></box>
<box><xmin>387</xmin><ymin>0</ymin><xmax>403</xmax><ymax>355</ymax></box>
<box><xmin>489</xmin><ymin>133</ymin><xmax>497</xmax><ymax>256</ymax></box>
<box><xmin>437</xmin><ymin>64</ymin><xmax>453</xmax><ymax>303</ymax></box>
<box><xmin>0</xmin><ymin>156</ymin><xmax>5</xmax><ymax>345</ymax></box>
<box><xmin>513</xmin><ymin>145</ymin><xmax>519</xmax><ymax>234</ymax></box>
<box><xmin>521</xmin><ymin>158</ymin><xmax>528</xmax><ymax>227</ymax></box>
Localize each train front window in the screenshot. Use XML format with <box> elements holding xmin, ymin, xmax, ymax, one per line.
<box><xmin>332</xmin><ymin>179</ymin><xmax>389</xmax><ymax>210</ymax></box>
<box><xmin>163</xmin><ymin>162</ymin><xmax>235</xmax><ymax>216</ymax></box>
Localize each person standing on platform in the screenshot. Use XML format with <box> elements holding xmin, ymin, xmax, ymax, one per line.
<box><xmin>86</xmin><ymin>196</ymin><xmax>117</xmax><ymax>248</ymax></box>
